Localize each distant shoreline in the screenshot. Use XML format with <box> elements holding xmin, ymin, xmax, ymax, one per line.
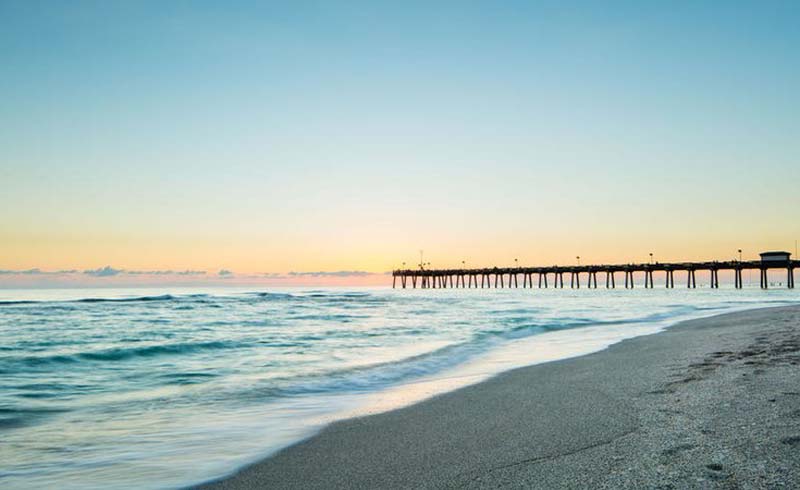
<box><xmin>194</xmin><ymin>305</ymin><xmax>800</xmax><ymax>489</ymax></box>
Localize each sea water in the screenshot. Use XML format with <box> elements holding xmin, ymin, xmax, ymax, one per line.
<box><xmin>0</xmin><ymin>286</ymin><xmax>798</xmax><ymax>489</ymax></box>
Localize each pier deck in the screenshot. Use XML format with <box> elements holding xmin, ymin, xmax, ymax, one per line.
<box><xmin>392</xmin><ymin>260</ymin><xmax>798</xmax><ymax>290</ymax></box>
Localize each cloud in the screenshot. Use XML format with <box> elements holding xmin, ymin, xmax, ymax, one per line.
<box><xmin>125</xmin><ymin>269</ymin><xmax>207</xmax><ymax>276</ymax></box>
<box><xmin>287</xmin><ymin>270</ymin><xmax>375</xmax><ymax>278</ymax></box>
<box><xmin>0</xmin><ymin>267</ymin><xmax>379</xmax><ymax>281</ymax></box>
<box><xmin>0</xmin><ymin>267</ymin><xmax>221</xmax><ymax>277</ymax></box>
<box><xmin>0</xmin><ymin>268</ymin><xmax>76</xmax><ymax>275</ymax></box>
<box><xmin>84</xmin><ymin>266</ymin><xmax>124</xmax><ymax>277</ymax></box>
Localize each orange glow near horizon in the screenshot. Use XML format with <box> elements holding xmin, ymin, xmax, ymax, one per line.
<box><xmin>1</xmin><ymin>231</ymin><xmax>797</xmax><ymax>288</ymax></box>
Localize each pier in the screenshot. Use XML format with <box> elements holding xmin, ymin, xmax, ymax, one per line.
<box><xmin>392</xmin><ymin>253</ymin><xmax>797</xmax><ymax>290</ymax></box>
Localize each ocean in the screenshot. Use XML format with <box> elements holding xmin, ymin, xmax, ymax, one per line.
<box><xmin>0</xmin><ymin>286</ymin><xmax>797</xmax><ymax>489</ymax></box>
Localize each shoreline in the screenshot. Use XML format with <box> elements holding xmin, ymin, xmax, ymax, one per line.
<box><xmin>193</xmin><ymin>305</ymin><xmax>800</xmax><ymax>489</ymax></box>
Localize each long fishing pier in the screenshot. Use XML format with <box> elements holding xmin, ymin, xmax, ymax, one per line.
<box><xmin>392</xmin><ymin>253</ymin><xmax>797</xmax><ymax>290</ymax></box>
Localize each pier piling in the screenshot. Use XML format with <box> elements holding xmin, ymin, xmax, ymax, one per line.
<box><xmin>392</xmin><ymin>257</ymin><xmax>799</xmax><ymax>291</ymax></box>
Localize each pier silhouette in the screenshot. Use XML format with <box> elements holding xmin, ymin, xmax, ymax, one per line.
<box><xmin>392</xmin><ymin>253</ymin><xmax>797</xmax><ymax>290</ymax></box>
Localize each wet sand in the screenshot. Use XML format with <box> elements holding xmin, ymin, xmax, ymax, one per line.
<box><xmin>194</xmin><ymin>305</ymin><xmax>800</xmax><ymax>489</ymax></box>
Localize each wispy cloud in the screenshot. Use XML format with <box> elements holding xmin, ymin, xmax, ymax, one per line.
<box><xmin>126</xmin><ymin>270</ymin><xmax>206</xmax><ymax>276</ymax></box>
<box><xmin>0</xmin><ymin>268</ymin><xmax>76</xmax><ymax>275</ymax></box>
<box><xmin>238</xmin><ymin>272</ymin><xmax>286</xmax><ymax>279</ymax></box>
<box><xmin>0</xmin><ymin>267</ymin><xmax>383</xmax><ymax>282</ymax></box>
<box><xmin>287</xmin><ymin>270</ymin><xmax>375</xmax><ymax>278</ymax></box>
<box><xmin>0</xmin><ymin>266</ymin><xmax>209</xmax><ymax>278</ymax></box>
<box><xmin>19</xmin><ymin>266</ymin><xmax>210</xmax><ymax>277</ymax></box>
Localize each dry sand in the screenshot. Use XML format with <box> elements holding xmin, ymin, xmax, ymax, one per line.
<box><xmin>194</xmin><ymin>305</ymin><xmax>800</xmax><ymax>489</ymax></box>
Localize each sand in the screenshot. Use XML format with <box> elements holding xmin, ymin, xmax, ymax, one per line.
<box><xmin>193</xmin><ymin>305</ymin><xmax>800</xmax><ymax>489</ymax></box>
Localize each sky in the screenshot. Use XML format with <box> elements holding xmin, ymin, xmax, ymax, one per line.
<box><xmin>1</xmin><ymin>1</ymin><xmax>799</xmax><ymax>287</ymax></box>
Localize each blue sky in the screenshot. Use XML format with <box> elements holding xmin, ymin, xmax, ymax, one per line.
<box><xmin>1</xmin><ymin>1</ymin><xmax>799</xmax><ymax>283</ymax></box>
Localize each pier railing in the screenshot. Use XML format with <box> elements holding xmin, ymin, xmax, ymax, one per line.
<box><xmin>391</xmin><ymin>260</ymin><xmax>798</xmax><ymax>290</ymax></box>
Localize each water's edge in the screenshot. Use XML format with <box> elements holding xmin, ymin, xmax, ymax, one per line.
<box><xmin>187</xmin><ymin>301</ymin><xmax>798</xmax><ymax>489</ymax></box>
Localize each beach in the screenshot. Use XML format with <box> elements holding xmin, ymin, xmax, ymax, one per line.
<box><xmin>4</xmin><ymin>2</ymin><xmax>799</xmax><ymax>489</ymax></box>
<box><xmin>196</xmin><ymin>305</ymin><xmax>800</xmax><ymax>489</ymax></box>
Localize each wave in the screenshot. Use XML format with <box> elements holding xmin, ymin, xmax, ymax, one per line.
<box><xmin>231</xmin><ymin>331</ymin><xmax>553</xmax><ymax>399</ymax></box>
<box><xmin>0</xmin><ymin>300</ymin><xmax>38</xmax><ymax>306</ymax></box>
<box><xmin>0</xmin><ymin>290</ymin><xmax>388</xmax><ymax>309</ymax></box>
<box><xmin>0</xmin><ymin>295</ymin><xmax>179</xmax><ymax>307</ymax></box>
<box><xmin>0</xmin><ymin>293</ymin><xmax>233</xmax><ymax>309</ymax></box>
<box><xmin>2</xmin><ymin>341</ymin><xmax>242</xmax><ymax>368</ymax></box>
<box><xmin>0</xmin><ymin>407</ymin><xmax>68</xmax><ymax>431</ymax></box>
<box><xmin>228</xmin><ymin>305</ymin><xmax>720</xmax><ymax>402</ymax></box>
<box><xmin>250</xmin><ymin>292</ymin><xmax>296</xmax><ymax>300</ymax></box>
<box><xmin>235</xmin><ymin>340</ymin><xmax>489</xmax><ymax>401</ymax></box>
<box><xmin>77</xmin><ymin>294</ymin><xmax>177</xmax><ymax>303</ymax></box>
<box><xmin>158</xmin><ymin>371</ymin><xmax>220</xmax><ymax>386</ymax></box>
<box><xmin>289</xmin><ymin>313</ymin><xmax>368</xmax><ymax>322</ymax></box>
<box><xmin>250</xmin><ymin>291</ymin><xmax>380</xmax><ymax>301</ymax></box>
